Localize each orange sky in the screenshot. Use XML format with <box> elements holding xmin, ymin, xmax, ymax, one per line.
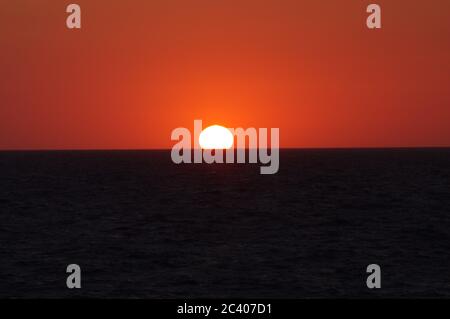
<box><xmin>0</xmin><ymin>0</ymin><xmax>449</xmax><ymax>149</ymax></box>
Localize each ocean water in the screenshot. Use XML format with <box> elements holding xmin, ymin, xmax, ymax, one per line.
<box><xmin>0</xmin><ymin>149</ymin><xmax>450</xmax><ymax>298</ymax></box>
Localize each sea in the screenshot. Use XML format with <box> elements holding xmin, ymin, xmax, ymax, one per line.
<box><xmin>0</xmin><ymin>149</ymin><xmax>449</xmax><ymax>298</ymax></box>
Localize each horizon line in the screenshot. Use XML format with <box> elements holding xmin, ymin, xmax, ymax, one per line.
<box><xmin>1</xmin><ymin>146</ymin><xmax>450</xmax><ymax>152</ymax></box>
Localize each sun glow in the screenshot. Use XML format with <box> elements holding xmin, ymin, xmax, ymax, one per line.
<box><xmin>199</xmin><ymin>125</ymin><xmax>234</xmax><ymax>149</ymax></box>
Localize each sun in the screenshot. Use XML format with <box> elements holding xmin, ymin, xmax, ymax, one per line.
<box><xmin>199</xmin><ymin>125</ymin><xmax>234</xmax><ymax>149</ymax></box>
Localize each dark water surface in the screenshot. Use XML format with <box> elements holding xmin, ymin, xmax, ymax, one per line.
<box><xmin>1</xmin><ymin>149</ymin><xmax>450</xmax><ymax>298</ymax></box>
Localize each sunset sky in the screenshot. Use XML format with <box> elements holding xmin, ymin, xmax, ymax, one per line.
<box><xmin>0</xmin><ymin>0</ymin><xmax>449</xmax><ymax>149</ymax></box>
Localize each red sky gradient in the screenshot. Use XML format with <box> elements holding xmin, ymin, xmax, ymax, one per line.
<box><xmin>0</xmin><ymin>0</ymin><xmax>449</xmax><ymax>149</ymax></box>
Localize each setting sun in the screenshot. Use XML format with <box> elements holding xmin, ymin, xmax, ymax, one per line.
<box><xmin>199</xmin><ymin>125</ymin><xmax>234</xmax><ymax>149</ymax></box>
